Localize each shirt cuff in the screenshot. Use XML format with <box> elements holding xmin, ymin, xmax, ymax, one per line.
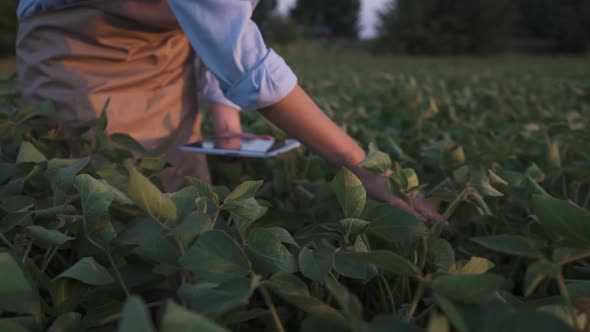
<box><xmin>198</xmin><ymin>68</ymin><xmax>241</xmax><ymax>110</ymax></box>
<box><xmin>224</xmin><ymin>49</ymin><xmax>298</xmax><ymax>110</ymax></box>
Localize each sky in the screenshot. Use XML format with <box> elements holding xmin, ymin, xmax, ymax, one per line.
<box><xmin>276</xmin><ymin>0</ymin><xmax>391</xmax><ymax>39</ymax></box>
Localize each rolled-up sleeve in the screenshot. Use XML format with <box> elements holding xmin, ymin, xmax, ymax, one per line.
<box><xmin>169</xmin><ymin>0</ymin><xmax>298</xmax><ymax>110</ymax></box>
<box><xmin>198</xmin><ymin>66</ymin><xmax>241</xmax><ymax>110</ymax></box>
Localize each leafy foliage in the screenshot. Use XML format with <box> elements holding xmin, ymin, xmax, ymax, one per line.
<box><xmin>1</xmin><ymin>53</ymin><xmax>590</xmax><ymax>332</ymax></box>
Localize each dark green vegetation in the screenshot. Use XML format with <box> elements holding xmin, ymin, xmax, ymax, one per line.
<box><xmin>0</xmin><ymin>0</ymin><xmax>18</xmax><ymax>56</ymax></box>
<box><xmin>291</xmin><ymin>0</ymin><xmax>360</xmax><ymax>38</ymax></box>
<box><xmin>1</xmin><ymin>52</ymin><xmax>590</xmax><ymax>331</ymax></box>
<box><xmin>376</xmin><ymin>0</ymin><xmax>590</xmax><ymax>54</ymax></box>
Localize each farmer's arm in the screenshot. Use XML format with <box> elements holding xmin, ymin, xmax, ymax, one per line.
<box><xmin>259</xmin><ymin>86</ymin><xmax>442</xmax><ymax>220</ymax></box>
<box><xmin>257</xmin><ymin>85</ymin><xmax>399</xmax><ymax>205</ymax></box>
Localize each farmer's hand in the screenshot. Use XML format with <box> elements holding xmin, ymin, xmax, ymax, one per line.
<box><xmin>410</xmin><ymin>194</ymin><xmax>444</xmax><ymax>223</ymax></box>
<box><xmin>354</xmin><ymin>167</ymin><xmax>442</xmax><ymax>222</ymax></box>
<box><xmin>210</xmin><ymin>102</ymin><xmax>242</xmax><ymax>150</ymax></box>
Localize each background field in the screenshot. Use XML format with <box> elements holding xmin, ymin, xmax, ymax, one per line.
<box><xmin>1</xmin><ymin>44</ymin><xmax>590</xmax><ymax>332</ymax></box>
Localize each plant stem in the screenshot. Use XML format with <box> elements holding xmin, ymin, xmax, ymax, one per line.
<box><xmin>406</xmin><ymin>282</ymin><xmax>425</xmax><ymax>322</ymax></box>
<box><xmin>22</xmin><ymin>241</ymin><xmax>32</xmax><ymax>264</ymax></box>
<box><xmin>174</xmin><ymin>237</ymin><xmax>192</xmax><ymax>284</ymax></box>
<box><xmin>0</xmin><ymin>233</ymin><xmax>16</xmax><ymax>251</ymax></box>
<box><xmin>106</xmin><ymin>251</ymin><xmax>130</xmax><ymax>297</ymax></box>
<box><xmin>380</xmin><ymin>275</ymin><xmax>396</xmax><ymax>313</ymax></box>
<box><xmin>419</xmin><ymin>237</ymin><xmax>428</xmax><ymax>271</ymax></box>
<box><xmin>560</xmin><ymin>249</ymin><xmax>590</xmax><ymax>266</ymax></box>
<box><xmin>213</xmin><ymin>206</ymin><xmax>221</xmax><ymax>224</ymax></box>
<box><xmin>442</xmin><ymin>186</ymin><xmax>470</xmax><ymax>221</ymax></box>
<box><xmin>557</xmin><ymin>273</ymin><xmax>581</xmax><ymax>331</ymax></box>
<box><xmin>260</xmin><ymin>286</ymin><xmax>285</xmax><ymax>332</ymax></box>
<box><xmin>41</xmin><ymin>246</ymin><xmax>59</xmax><ymax>272</ymax></box>
<box><xmin>583</xmin><ymin>188</ymin><xmax>590</xmax><ymax>209</ymax></box>
<box><xmin>377</xmin><ymin>276</ymin><xmax>389</xmax><ymax>312</ymax></box>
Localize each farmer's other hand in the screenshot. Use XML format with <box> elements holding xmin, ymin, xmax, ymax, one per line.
<box><xmin>410</xmin><ymin>194</ymin><xmax>444</xmax><ymax>223</ymax></box>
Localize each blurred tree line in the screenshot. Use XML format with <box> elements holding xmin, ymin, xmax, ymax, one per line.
<box><xmin>376</xmin><ymin>0</ymin><xmax>590</xmax><ymax>55</ymax></box>
<box><xmin>1</xmin><ymin>0</ymin><xmax>588</xmax><ymax>55</ymax></box>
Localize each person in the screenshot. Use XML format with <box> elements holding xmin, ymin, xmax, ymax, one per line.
<box><xmin>15</xmin><ymin>0</ymin><xmax>440</xmax><ymax>221</ymax></box>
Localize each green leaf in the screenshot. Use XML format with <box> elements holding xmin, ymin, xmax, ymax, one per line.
<box><xmin>432</xmin><ymin>295</ymin><xmax>468</xmax><ymax>332</ymax></box>
<box><xmin>497</xmin><ymin>310</ymin><xmax>576</xmax><ymax>332</ymax></box>
<box><xmin>25</xmin><ymin>226</ymin><xmax>75</xmax><ymax>248</ymax></box>
<box><xmin>47</xmin><ymin>312</ymin><xmax>82</xmax><ymax>332</ymax></box>
<box><xmin>74</xmin><ymin>174</ymin><xmax>114</xmax><ymax>232</ymax></box>
<box><xmin>266</xmin><ymin>273</ymin><xmax>310</xmax><ymax>297</ymax></box>
<box><xmin>427</xmin><ymin>238</ymin><xmax>455</xmax><ymax>273</ymax></box>
<box><xmin>0</xmin><ymin>252</ymin><xmax>37</xmax><ymax>314</ymax></box>
<box><xmin>523</xmin><ymin>261</ymin><xmax>560</xmax><ymax>297</ymax></box>
<box><xmin>0</xmin><ymin>195</ymin><xmax>35</xmax><ymax>213</ymax></box>
<box><xmin>453</xmin><ymin>257</ymin><xmax>495</xmax><ymax>275</ymax></box>
<box><xmin>301</xmin><ymin>315</ymin><xmax>351</xmax><ymax>332</ymax></box>
<box><xmin>268</xmin><ymin>227</ymin><xmax>299</xmax><ymax>247</ymax></box>
<box><xmin>117</xmin><ymin>296</ymin><xmax>156</xmax><ymax>332</ymax></box>
<box><xmin>16</xmin><ymin>141</ymin><xmax>46</xmax><ymax>164</ymax></box>
<box><xmin>46</xmin><ymin>158</ymin><xmax>90</xmax><ymax>192</ymax></box>
<box><xmin>0</xmin><ymin>212</ymin><xmax>33</xmax><ymax>233</ymax></box>
<box><xmin>161</xmin><ymin>301</ymin><xmax>229</xmax><ymax>332</ymax></box>
<box><xmin>0</xmin><ymin>211</ymin><xmax>32</xmax><ymax>232</ymax></box>
<box><xmin>566</xmin><ymin>280</ymin><xmax>590</xmax><ymax>301</ymax></box>
<box><xmin>170</xmin><ymin>187</ymin><xmax>199</xmax><ymax>222</ymax></box>
<box><xmin>370</xmin><ymin>315</ymin><xmax>421</xmax><ymax>332</ymax></box>
<box><xmin>169</xmin><ymin>213</ymin><xmax>213</xmax><ymax>247</ymax></box>
<box><xmin>119</xmin><ymin>218</ymin><xmax>178</xmax><ymax>265</ymax></box>
<box><xmin>187</xmin><ymin>177</ymin><xmax>220</xmax><ymax>204</ymax></box>
<box><xmin>126</xmin><ymin>165</ymin><xmax>177</xmax><ymax>225</ymax></box>
<box><xmin>54</xmin><ymin>257</ymin><xmax>114</xmax><ymax>286</ymax></box>
<box><xmin>223</xmin><ymin>197</ymin><xmax>268</xmax><ymax>222</ymax></box>
<box><xmin>344</xmin><ymin>251</ymin><xmax>420</xmax><ymax>277</ymax></box>
<box><xmin>334</xmin><ymin>251</ymin><xmax>376</xmax><ymax>280</ymax></box>
<box><xmin>360</xmin><ymin>143</ymin><xmax>392</xmax><ymax>174</ymax></box>
<box><xmin>0</xmin><ymin>320</ymin><xmax>30</xmax><ymax>332</ymax></box>
<box><xmin>111</xmin><ymin>134</ymin><xmax>147</xmax><ymax>153</ymax></box>
<box><xmin>427</xmin><ymin>314</ymin><xmax>450</xmax><ymax>332</ymax></box>
<box><xmin>325</xmin><ymin>277</ymin><xmax>364</xmax><ymax>319</ymax></box>
<box><xmin>532</xmin><ymin>195</ymin><xmax>590</xmax><ymax>248</ymax></box>
<box><xmin>224</xmin><ymin>181</ymin><xmax>263</xmax><ymax>203</ymax></box>
<box><xmin>365</xmin><ymin>203</ymin><xmax>427</xmax><ymax>244</ymax></box>
<box><xmin>331</xmin><ymin>168</ymin><xmax>366</xmax><ymax>218</ymax></box>
<box><xmin>247</xmin><ymin>227</ymin><xmax>298</xmax><ymax>274</ymax></box>
<box><xmin>339</xmin><ymin>218</ymin><xmax>370</xmax><ymax>243</ymax></box>
<box><xmin>178</xmin><ymin>278</ymin><xmax>258</xmax><ymax>316</ymax></box>
<box><xmin>431</xmin><ymin>274</ymin><xmax>505</xmax><ymax>304</ymax></box>
<box><xmin>180</xmin><ymin>230</ymin><xmax>250</xmax><ymax>282</ymax></box>
<box><xmin>472</xmin><ymin>235</ymin><xmax>543</xmax><ymax>259</ymax></box>
<box><xmin>299</xmin><ymin>247</ymin><xmax>334</xmax><ymax>281</ymax></box>
<box><xmin>0</xmin><ymin>162</ymin><xmax>18</xmax><ymax>183</ymax></box>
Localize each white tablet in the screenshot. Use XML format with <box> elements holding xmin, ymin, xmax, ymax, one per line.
<box><xmin>180</xmin><ymin>138</ymin><xmax>301</xmax><ymax>158</ymax></box>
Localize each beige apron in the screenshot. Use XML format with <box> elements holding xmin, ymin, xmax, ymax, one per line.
<box><xmin>16</xmin><ymin>0</ymin><xmax>211</xmax><ymax>190</ymax></box>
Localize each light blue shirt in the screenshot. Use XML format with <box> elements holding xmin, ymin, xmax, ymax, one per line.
<box><xmin>16</xmin><ymin>0</ymin><xmax>298</xmax><ymax>111</ymax></box>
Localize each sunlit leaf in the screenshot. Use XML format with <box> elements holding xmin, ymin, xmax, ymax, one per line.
<box><xmin>331</xmin><ymin>168</ymin><xmax>366</xmax><ymax>218</ymax></box>
<box><xmin>16</xmin><ymin>141</ymin><xmax>46</xmax><ymax>164</ymax></box>
<box><xmin>126</xmin><ymin>165</ymin><xmax>177</xmax><ymax>225</ymax></box>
